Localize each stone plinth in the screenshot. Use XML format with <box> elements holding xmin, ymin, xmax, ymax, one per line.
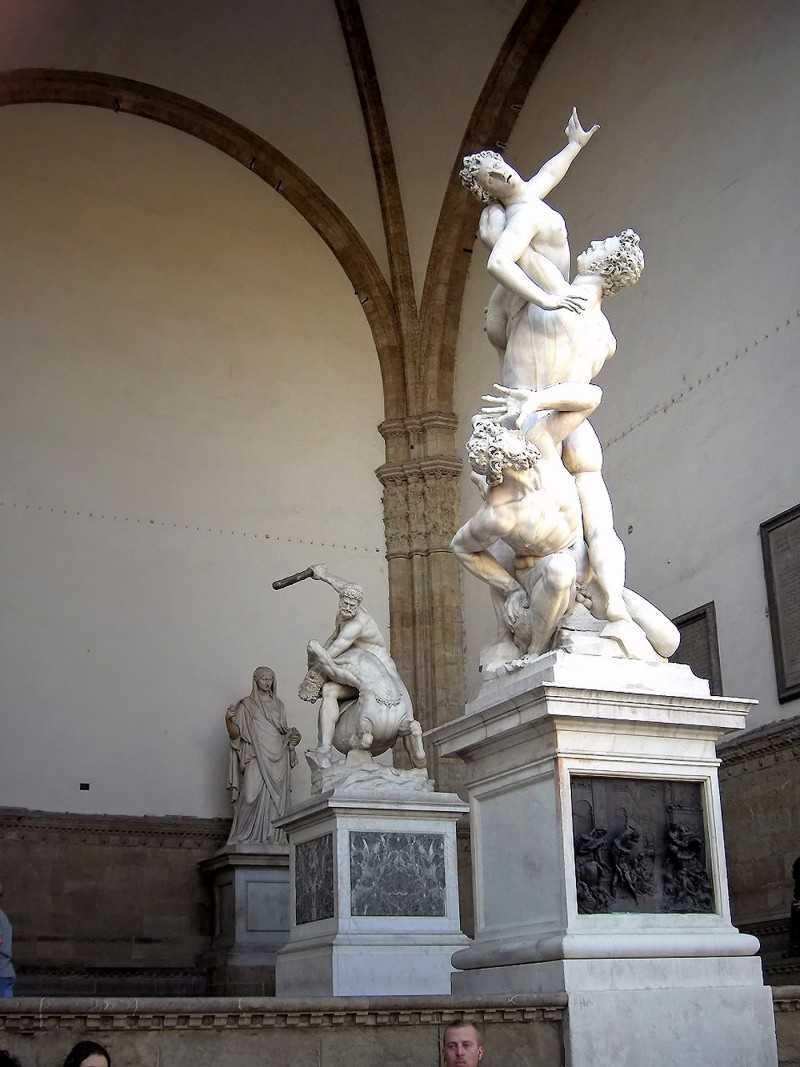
<box><xmin>274</xmin><ymin>785</ymin><xmax>469</xmax><ymax>997</ymax></box>
<box><xmin>427</xmin><ymin>655</ymin><xmax>779</xmax><ymax>1066</ymax></box>
<box><xmin>198</xmin><ymin>844</ymin><xmax>289</xmax><ymax>995</ymax></box>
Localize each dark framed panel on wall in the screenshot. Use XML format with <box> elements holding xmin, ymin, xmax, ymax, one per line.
<box><xmin>760</xmin><ymin>503</ymin><xmax>800</xmax><ymax>704</ymax></box>
<box><xmin>669</xmin><ymin>601</ymin><xmax>723</xmax><ymax>696</ymax></box>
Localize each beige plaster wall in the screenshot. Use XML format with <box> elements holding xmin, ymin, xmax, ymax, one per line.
<box><xmin>0</xmin><ymin>104</ymin><xmax>387</xmax><ymax>816</ymax></box>
<box><xmin>361</xmin><ymin>0</ymin><xmax>524</xmax><ymax>298</ymax></box>
<box><xmin>0</xmin><ymin>0</ymin><xmax>387</xmax><ymax>278</ymax></box>
<box><xmin>454</xmin><ymin>0</ymin><xmax>800</xmax><ymax>725</ymax></box>
<box><xmin>0</xmin><ymin>0</ymin><xmax>527</xmax><ymax>296</ymax></box>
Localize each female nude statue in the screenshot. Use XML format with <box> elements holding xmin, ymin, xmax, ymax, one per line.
<box><xmin>461</xmin><ymin>113</ymin><xmax>676</xmax><ymax>661</ymax></box>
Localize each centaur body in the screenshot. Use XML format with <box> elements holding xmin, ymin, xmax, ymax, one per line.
<box><xmin>275</xmin><ymin>565</ymin><xmax>426</xmax><ymax>769</ymax></box>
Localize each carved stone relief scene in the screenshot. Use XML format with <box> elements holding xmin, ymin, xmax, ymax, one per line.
<box><xmin>571</xmin><ymin>777</ymin><xmax>714</xmax><ymax>915</ymax></box>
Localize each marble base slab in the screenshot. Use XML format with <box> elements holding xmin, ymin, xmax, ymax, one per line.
<box><xmin>276</xmin><ymin>937</ymin><xmax>466</xmax><ymax>997</ymax></box>
<box><xmin>469</xmin><ymin>649</ymin><xmax>709</xmax><ymax>717</ymax></box>
<box><xmin>274</xmin><ymin>787</ymin><xmax>469</xmax><ymax>996</ymax></box>
<box><xmin>453</xmin><ymin>957</ymin><xmax>777</xmax><ymax>1066</ymax></box>
<box><xmin>198</xmin><ymin>845</ymin><xmax>290</xmax><ymax>995</ymax></box>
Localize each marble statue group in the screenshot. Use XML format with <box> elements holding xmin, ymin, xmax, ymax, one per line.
<box><xmin>223</xmin><ymin>107</ymin><xmax>683</xmax><ymax>839</ymax></box>
<box><xmin>208</xmin><ymin>109</ymin><xmax>779</xmax><ymax>1063</ymax></box>
<box><xmin>295</xmin><ymin>564</ymin><xmax>426</xmax><ymax>772</ymax></box>
<box><xmin>453</xmin><ymin>108</ymin><xmax>680</xmax><ymax>672</ymax></box>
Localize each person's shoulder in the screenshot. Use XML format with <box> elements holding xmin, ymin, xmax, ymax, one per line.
<box><xmin>482</xmin><ymin>498</ymin><xmax>519</xmax><ymax>535</ymax></box>
<box><xmin>506</xmin><ymin>199</ymin><xmax>546</xmax><ymax>226</ymax></box>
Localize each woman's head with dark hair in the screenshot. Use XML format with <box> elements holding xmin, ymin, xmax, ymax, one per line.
<box><xmin>0</xmin><ymin>1050</ymin><xmax>23</xmax><ymax>1067</ymax></box>
<box><xmin>62</xmin><ymin>1041</ymin><xmax>111</xmax><ymax>1067</ymax></box>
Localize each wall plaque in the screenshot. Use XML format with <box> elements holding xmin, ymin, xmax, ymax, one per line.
<box><xmin>571</xmin><ymin>776</ymin><xmax>714</xmax><ymax>914</ymax></box>
<box><xmin>761</xmin><ymin>503</ymin><xmax>800</xmax><ymax>703</ymax></box>
<box><xmin>295</xmin><ymin>833</ymin><xmax>334</xmax><ymax>925</ymax></box>
<box><xmin>670</xmin><ymin>601</ymin><xmax>723</xmax><ymax>695</ymax></box>
<box><xmin>349</xmin><ymin>831</ymin><xmax>446</xmax><ymax>916</ymax></box>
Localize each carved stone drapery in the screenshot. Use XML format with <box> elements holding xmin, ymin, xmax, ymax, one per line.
<box><xmin>378</xmin><ymin>413</ymin><xmax>464</xmax><ymax>791</ymax></box>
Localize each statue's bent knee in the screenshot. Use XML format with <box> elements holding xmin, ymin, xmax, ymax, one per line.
<box><xmin>545</xmin><ymin>554</ymin><xmax>576</xmax><ymax>592</ymax></box>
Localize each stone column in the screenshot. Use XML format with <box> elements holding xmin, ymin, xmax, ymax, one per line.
<box><xmin>378</xmin><ymin>412</ymin><xmax>464</xmax><ymax>792</ymax></box>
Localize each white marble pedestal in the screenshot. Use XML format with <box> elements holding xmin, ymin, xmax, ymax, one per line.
<box><xmin>427</xmin><ymin>653</ymin><xmax>779</xmax><ymax>1066</ymax></box>
<box><xmin>198</xmin><ymin>844</ymin><xmax>289</xmax><ymax>995</ymax></box>
<box><xmin>274</xmin><ymin>782</ymin><xmax>469</xmax><ymax>997</ymax></box>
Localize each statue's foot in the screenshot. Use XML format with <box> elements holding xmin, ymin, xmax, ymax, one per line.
<box><xmin>604</xmin><ymin>593</ymin><xmax>633</xmax><ymax>624</ymax></box>
<box><xmin>306</xmin><ymin>745</ymin><xmax>334</xmax><ymax>769</ymax></box>
<box><xmin>503</xmin><ymin>654</ymin><xmax>535</xmax><ymax>673</ymax></box>
<box><xmin>601</xmin><ymin>619</ymin><xmax>661</xmax><ymax>662</ymax></box>
<box><xmin>344</xmin><ymin>747</ymin><xmax>374</xmax><ymax>768</ymax></box>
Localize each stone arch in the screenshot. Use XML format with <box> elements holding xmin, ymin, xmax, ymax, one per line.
<box><xmin>0</xmin><ymin>67</ymin><xmax>407</xmax><ymax>422</ymax></box>
<box><xmin>419</xmin><ymin>0</ymin><xmax>579</xmax><ymax>415</ymax></box>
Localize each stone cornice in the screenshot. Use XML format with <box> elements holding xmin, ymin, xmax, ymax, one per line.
<box><xmin>0</xmin><ymin>807</ymin><xmax>229</xmax><ymax>848</ymax></box>
<box><xmin>376</xmin><ymin>456</ymin><xmax>462</xmax><ymax>484</ymax></box>
<box><xmin>379</xmin><ymin>412</ymin><xmax>459</xmax><ymax>437</ymax></box>
<box><xmin>0</xmin><ymin>994</ymin><xmax>566</xmax><ymax>1032</ymax></box>
<box><xmin>773</xmin><ymin>986</ymin><xmax>800</xmax><ymax>1011</ymax></box>
<box><xmin>378</xmin><ymin>412</ymin><xmax>460</xmax><ymax>465</ymax></box>
<box><xmin>717</xmin><ymin>714</ymin><xmax>800</xmax><ymax>772</ymax></box>
<box><xmin>738</xmin><ymin>917</ymin><xmax>791</xmax><ymax>938</ymax></box>
<box><xmin>17</xmin><ymin>964</ymin><xmax>200</xmax><ymax>977</ymax></box>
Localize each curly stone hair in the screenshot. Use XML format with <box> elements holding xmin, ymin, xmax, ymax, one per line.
<box><xmin>459</xmin><ymin>150</ymin><xmax>506</xmax><ymax>204</ymax></box>
<box><xmin>580</xmin><ymin>229</ymin><xmax>645</xmax><ymax>295</ymax></box>
<box><xmin>466</xmin><ymin>418</ymin><xmax>540</xmax><ymax>487</ymax></box>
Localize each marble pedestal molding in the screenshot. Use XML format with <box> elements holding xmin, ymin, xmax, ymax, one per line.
<box><xmin>427</xmin><ymin>654</ymin><xmax>779</xmax><ymax>1066</ymax></box>
<box><xmin>198</xmin><ymin>844</ymin><xmax>289</xmax><ymax>996</ymax></box>
<box><xmin>274</xmin><ymin>785</ymin><xmax>469</xmax><ymax>997</ymax></box>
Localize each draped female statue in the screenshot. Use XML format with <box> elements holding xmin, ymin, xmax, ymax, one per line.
<box><xmin>225</xmin><ymin>666</ymin><xmax>301</xmax><ymax>846</ymax></box>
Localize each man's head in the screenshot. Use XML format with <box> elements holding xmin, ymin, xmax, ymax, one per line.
<box><xmin>575</xmin><ymin>229</ymin><xmax>644</xmax><ymax>295</ymax></box>
<box><xmin>253</xmin><ymin>667</ymin><xmax>275</xmax><ymax>696</ymax></box>
<box><xmin>467</xmin><ymin>417</ymin><xmax>540</xmax><ymax>487</ymax></box>
<box><xmin>460</xmin><ymin>150</ymin><xmax>522</xmax><ymax>204</ymax></box>
<box><xmin>444</xmin><ymin>1023</ymin><xmax>485</xmax><ymax>1067</ymax></box>
<box><xmin>62</xmin><ymin>1041</ymin><xmax>111</xmax><ymax>1067</ymax></box>
<box><xmin>338</xmin><ymin>584</ymin><xmax>363</xmax><ymax>620</ymax></box>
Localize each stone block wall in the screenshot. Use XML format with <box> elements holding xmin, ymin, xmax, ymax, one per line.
<box><xmin>0</xmin><ymin>996</ymin><xmax>566</xmax><ymax>1067</ymax></box>
<box><xmin>0</xmin><ymin>808</ymin><xmax>228</xmax><ymax>996</ymax></box>
<box><xmin>0</xmin><ymin>808</ymin><xmax>475</xmax><ymax>997</ymax></box>
<box><xmin>774</xmin><ymin>988</ymin><xmax>800</xmax><ymax>1067</ymax></box>
<box><xmin>719</xmin><ymin>716</ymin><xmax>800</xmax><ymax>984</ymax></box>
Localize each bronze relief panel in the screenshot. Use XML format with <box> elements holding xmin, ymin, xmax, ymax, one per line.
<box><xmin>571</xmin><ymin>776</ymin><xmax>714</xmax><ymax>914</ymax></box>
